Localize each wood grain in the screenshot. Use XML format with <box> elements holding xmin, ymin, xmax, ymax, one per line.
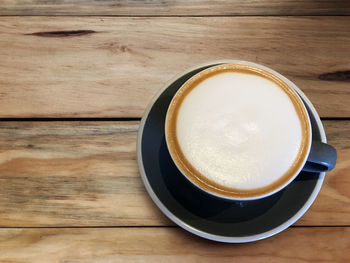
<box><xmin>0</xmin><ymin>227</ymin><xmax>349</xmax><ymax>262</ymax></box>
<box><xmin>1</xmin><ymin>0</ymin><xmax>350</xmax><ymax>16</ymax></box>
<box><xmin>0</xmin><ymin>120</ymin><xmax>348</xmax><ymax>227</ymax></box>
<box><xmin>0</xmin><ymin>121</ymin><xmax>169</xmax><ymax>227</ymax></box>
<box><xmin>0</xmin><ymin>17</ymin><xmax>349</xmax><ymax>118</ymax></box>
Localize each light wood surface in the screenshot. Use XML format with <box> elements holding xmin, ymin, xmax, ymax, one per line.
<box><xmin>0</xmin><ymin>121</ymin><xmax>169</xmax><ymax>227</ymax></box>
<box><xmin>0</xmin><ymin>17</ymin><xmax>349</xmax><ymax>118</ymax></box>
<box><xmin>1</xmin><ymin>0</ymin><xmax>349</xmax><ymax>259</ymax></box>
<box><xmin>0</xmin><ymin>121</ymin><xmax>348</xmax><ymax>227</ymax></box>
<box><xmin>0</xmin><ymin>227</ymin><xmax>349</xmax><ymax>262</ymax></box>
<box><xmin>1</xmin><ymin>0</ymin><xmax>350</xmax><ymax>16</ymax></box>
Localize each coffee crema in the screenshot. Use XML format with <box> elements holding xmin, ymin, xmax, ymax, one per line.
<box><xmin>165</xmin><ymin>64</ymin><xmax>310</xmax><ymax>199</ymax></box>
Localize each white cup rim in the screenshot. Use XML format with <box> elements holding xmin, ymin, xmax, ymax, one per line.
<box><xmin>164</xmin><ymin>61</ymin><xmax>312</xmax><ymax>201</ymax></box>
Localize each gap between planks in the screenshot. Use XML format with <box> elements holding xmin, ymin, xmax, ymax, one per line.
<box><xmin>0</xmin><ymin>225</ymin><xmax>349</xmax><ymax>229</ymax></box>
<box><xmin>0</xmin><ymin>118</ymin><xmax>142</xmax><ymax>122</ymax></box>
<box><xmin>0</xmin><ymin>118</ymin><xmax>349</xmax><ymax>122</ymax></box>
<box><xmin>1</xmin><ymin>15</ymin><xmax>350</xmax><ymax>17</ymax></box>
<box><xmin>1</xmin><ymin>0</ymin><xmax>350</xmax><ymax>16</ymax></box>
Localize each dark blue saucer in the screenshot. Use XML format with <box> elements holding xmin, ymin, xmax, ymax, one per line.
<box><xmin>137</xmin><ymin>62</ymin><xmax>325</xmax><ymax>242</ymax></box>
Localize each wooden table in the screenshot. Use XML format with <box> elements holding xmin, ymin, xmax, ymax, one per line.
<box><xmin>0</xmin><ymin>1</ymin><xmax>349</xmax><ymax>262</ymax></box>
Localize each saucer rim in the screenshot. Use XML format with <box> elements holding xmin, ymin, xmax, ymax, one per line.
<box><xmin>137</xmin><ymin>60</ymin><xmax>326</xmax><ymax>243</ymax></box>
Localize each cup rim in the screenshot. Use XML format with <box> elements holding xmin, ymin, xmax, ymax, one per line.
<box><xmin>164</xmin><ymin>62</ymin><xmax>312</xmax><ymax>201</ymax></box>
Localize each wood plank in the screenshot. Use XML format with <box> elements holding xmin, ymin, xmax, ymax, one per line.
<box><xmin>0</xmin><ymin>120</ymin><xmax>348</xmax><ymax>227</ymax></box>
<box><xmin>309</xmin><ymin>120</ymin><xmax>350</xmax><ymax>225</ymax></box>
<box><xmin>1</xmin><ymin>0</ymin><xmax>350</xmax><ymax>16</ymax></box>
<box><xmin>0</xmin><ymin>227</ymin><xmax>349</xmax><ymax>262</ymax></box>
<box><xmin>0</xmin><ymin>17</ymin><xmax>349</xmax><ymax>118</ymax></box>
<box><xmin>0</xmin><ymin>121</ymin><xmax>170</xmax><ymax>227</ymax></box>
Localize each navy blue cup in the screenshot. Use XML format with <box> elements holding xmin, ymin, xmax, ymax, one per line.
<box><xmin>302</xmin><ymin>141</ymin><xmax>337</xmax><ymax>172</ymax></box>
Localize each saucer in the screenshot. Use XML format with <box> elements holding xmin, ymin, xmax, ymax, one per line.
<box><xmin>137</xmin><ymin>61</ymin><xmax>327</xmax><ymax>243</ymax></box>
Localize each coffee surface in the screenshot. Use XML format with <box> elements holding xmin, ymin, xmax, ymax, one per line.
<box><xmin>177</xmin><ymin>71</ymin><xmax>301</xmax><ymax>190</ymax></box>
<box><xmin>166</xmin><ymin>64</ymin><xmax>310</xmax><ymax>198</ymax></box>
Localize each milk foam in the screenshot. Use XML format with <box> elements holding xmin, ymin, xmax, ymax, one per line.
<box><xmin>176</xmin><ymin>72</ymin><xmax>302</xmax><ymax>190</ymax></box>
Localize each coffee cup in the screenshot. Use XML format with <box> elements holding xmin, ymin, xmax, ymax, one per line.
<box><xmin>165</xmin><ymin>62</ymin><xmax>337</xmax><ymax>201</ymax></box>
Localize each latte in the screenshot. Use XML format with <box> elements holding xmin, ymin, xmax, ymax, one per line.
<box><xmin>165</xmin><ymin>64</ymin><xmax>310</xmax><ymax>199</ymax></box>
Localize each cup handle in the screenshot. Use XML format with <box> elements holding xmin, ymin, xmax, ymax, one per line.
<box><xmin>302</xmin><ymin>141</ymin><xmax>337</xmax><ymax>173</ymax></box>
